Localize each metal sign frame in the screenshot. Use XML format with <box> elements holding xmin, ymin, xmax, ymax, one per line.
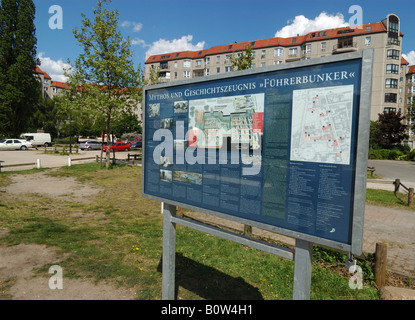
<box><xmin>142</xmin><ymin>50</ymin><xmax>374</xmax><ymax>299</ymax></box>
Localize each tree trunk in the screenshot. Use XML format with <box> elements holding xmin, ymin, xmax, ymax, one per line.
<box><xmin>106</xmin><ymin>113</ymin><xmax>111</xmax><ymax>168</ymax></box>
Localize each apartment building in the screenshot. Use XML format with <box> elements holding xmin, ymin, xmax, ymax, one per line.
<box><xmin>406</xmin><ymin>65</ymin><xmax>415</xmax><ymax>147</ymax></box>
<box><xmin>34</xmin><ymin>67</ymin><xmax>69</xmax><ymax>100</ymax></box>
<box><xmin>34</xmin><ymin>66</ymin><xmax>52</xmax><ymax>99</ymax></box>
<box><xmin>50</xmin><ymin>81</ymin><xmax>69</xmax><ymax>98</ymax></box>
<box><xmin>145</xmin><ymin>14</ymin><xmax>407</xmax><ymax>123</ymax></box>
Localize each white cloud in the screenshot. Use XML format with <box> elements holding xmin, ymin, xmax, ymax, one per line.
<box><xmin>403</xmin><ymin>51</ymin><xmax>415</xmax><ymax>66</ymax></box>
<box><xmin>121</xmin><ymin>20</ymin><xmax>143</xmax><ymax>32</ymax></box>
<box><xmin>131</xmin><ymin>38</ymin><xmax>149</xmax><ymax>48</ymax></box>
<box><xmin>275</xmin><ymin>12</ymin><xmax>349</xmax><ymax>38</ymax></box>
<box><xmin>144</xmin><ymin>35</ymin><xmax>205</xmax><ymax>56</ymax></box>
<box><xmin>37</xmin><ymin>52</ymin><xmax>71</xmax><ymax>82</ymax></box>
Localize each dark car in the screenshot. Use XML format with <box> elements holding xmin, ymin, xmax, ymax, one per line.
<box><xmin>130</xmin><ymin>139</ymin><xmax>142</xmax><ymax>149</ymax></box>
<box><xmin>79</xmin><ymin>140</ymin><xmax>102</xmax><ymax>150</ymax></box>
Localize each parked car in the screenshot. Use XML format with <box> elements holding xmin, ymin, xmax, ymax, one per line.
<box><xmin>103</xmin><ymin>142</ymin><xmax>130</xmax><ymax>152</ymax></box>
<box><xmin>79</xmin><ymin>140</ymin><xmax>102</xmax><ymax>150</ymax></box>
<box><xmin>130</xmin><ymin>139</ymin><xmax>142</xmax><ymax>149</ymax></box>
<box><xmin>0</xmin><ymin>139</ymin><xmax>32</xmax><ymax>150</ymax></box>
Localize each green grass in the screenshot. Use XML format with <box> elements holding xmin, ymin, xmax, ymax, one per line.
<box><xmin>366</xmin><ymin>189</ymin><xmax>414</xmax><ymax>210</ymax></box>
<box><xmin>0</xmin><ymin>164</ymin><xmax>380</xmax><ymax>300</ymax></box>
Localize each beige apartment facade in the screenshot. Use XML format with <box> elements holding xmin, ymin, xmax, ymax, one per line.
<box><xmin>145</xmin><ymin>14</ymin><xmax>410</xmax><ymax>125</ymax></box>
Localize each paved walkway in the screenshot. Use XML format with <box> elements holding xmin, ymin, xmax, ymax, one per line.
<box><xmin>363</xmin><ymin>204</ymin><xmax>415</xmax><ymax>277</ymax></box>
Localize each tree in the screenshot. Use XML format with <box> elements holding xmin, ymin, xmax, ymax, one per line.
<box><xmin>62</xmin><ymin>0</ymin><xmax>142</xmax><ymax>167</ymax></box>
<box><xmin>0</xmin><ymin>0</ymin><xmax>40</xmax><ymax>138</ymax></box>
<box><xmin>230</xmin><ymin>44</ymin><xmax>254</xmax><ymax>71</ymax></box>
<box><xmin>407</xmin><ymin>102</ymin><xmax>415</xmax><ymax>135</ymax></box>
<box><xmin>371</xmin><ymin>110</ymin><xmax>408</xmax><ymax>149</ymax></box>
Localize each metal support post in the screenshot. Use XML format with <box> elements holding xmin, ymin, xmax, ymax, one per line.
<box><xmin>162</xmin><ymin>203</ymin><xmax>177</xmax><ymax>300</ymax></box>
<box><xmin>292</xmin><ymin>239</ymin><xmax>313</xmax><ymax>300</ymax></box>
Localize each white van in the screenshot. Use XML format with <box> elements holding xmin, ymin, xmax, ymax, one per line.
<box><xmin>23</xmin><ymin>133</ymin><xmax>52</xmax><ymax>147</ymax></box>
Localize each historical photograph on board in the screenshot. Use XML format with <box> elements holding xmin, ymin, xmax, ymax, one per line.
<box><xmin>188</xmin><ymin>93</ymin><xmax>264</xmax><ymax>150</ymax></box>
<box><xmin>149</xmin><ymin>103</ymin><xmax>160</xmax><ymax>118</ymax></box>
<box><xmin>161</xmin><ymin>118</ymin><xmax>173</xmax><ymax>129</ymax></box>
<box><xmin>160</xmin><ymin>169</ymin><xmax>172</xmax><ymax>183</ymax></box>
<box><xmin>174</xmin><ymin>101</ymin><xmax>188</xmax><ymax>113</ymax></box>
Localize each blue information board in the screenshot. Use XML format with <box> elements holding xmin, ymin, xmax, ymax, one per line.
<box><xmin>143</xmin><ymin>52</ymin><xmax>372</xmax><ymax>252</ymax></box>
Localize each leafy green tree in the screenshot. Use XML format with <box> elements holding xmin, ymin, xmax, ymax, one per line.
<box><xmin>230</xmin><ymin>44</ymin><xmax>254</xmax><ymax>71</ymax></box>
<box><xmin>371</xmin><ymin>110</ymin><xmax>408</xmax><ymax>149</ymax></box>
<box><xmin>0</xmin><ymin>0</ymin><xmax>40</xmax><ymax>138</ymax></box>
<box><xmin>61</xmin><ymin>0</ymin><xmax>142</xmax><ymax>167</ymax></box>
<box><xmin>407</xmin><ymin>102</ymin><xmax>415</xmax><ymax>134</ymax></box>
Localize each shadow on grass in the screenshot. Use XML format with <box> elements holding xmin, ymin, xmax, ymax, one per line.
<box><xmin>158</xmin><ymin>252</ymin><xmax>263</xmax><ymax>300</ymax></box>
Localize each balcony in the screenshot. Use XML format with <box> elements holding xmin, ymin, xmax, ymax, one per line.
<box><xmin>286</xmin><ymin>53</ymin><xmax>300</xmax><ymax>62</ymax></box>
<box><xmin>159</xmin><ymin>62</ymin><xmax>169</xmax><ymax>70</ymax></box>
<box><xmin>193</xmin><ymin>61</ymin><xmax>204</xmax><ymax>71</ymax></box>
<box><xmin>332</xmin><ymin>42</ymin><xmax>358</xmax><ymax>54</ymax></box>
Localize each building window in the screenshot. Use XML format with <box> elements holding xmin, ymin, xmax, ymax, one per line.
<box><xmin>205</xmin><ymin>69</ymin><xmax>210</xmax><ymax>76</ymax></box>
<box><xmin>289</xmin><ymin>48</ymin><xmax>298</xmax><ymax>56</ymax></box>
<box><xmin>261</xmin><ymin>62</ymin><xmax>265</xmax><ymax>67</ymax></box>
<box><xmin>195</xmin><ymin>60</ymin><xmax>202</xmax><ymax>67</ymax></box>
<box><xmin>216</xmin><ymin>56</ymin><xmax>220</xmax><ymax>64</ymax></box>
<box><xmin>274</xmin><ymin>61</ymin><xmax>282</xmax><ymax>65</ymax></box>
<box><xmin>183</xmin><ymin>71</ymin><xmax>190</xmax><ymax>78</ymax></box>
<box><xmin>174</xmin><ymin>62</ymin><xmax>177</xmax><ymax>68</ymax></box>
<box><xmin>225</xmin><ymin>66</ymin><xmax>233</xmax><ymax>72</ymax></box>
<box><xmin>205</xmin><ymin>57</ymin><xmax>210</xmax><ymax>65</ymax></box>
<box><xmin>183</xmin><ymin>60</ymin><xmax>191</xmax><ymax>68</ymax></box>
<box><xmin>261</xmin><ymin>50</ymin><xmax>266</xmax><ymax>59</ymax></box>
<box><xmin>321</xmin><ymin>42</ymin><xmax>326</xmax><ymax>51</ymax></box>
<box><xmin>251</xmin><ymin>63</ymin><xmax>256</xmax><ymax>69</ymax></box>
<box><xmin>387</xmin><ymin>49</ymin><xmax>400</xmax><ymax>60</ymax></box>
<box><xmin>365</xmin><ymin>37</ymin><xmax>371</xmax><ymax>46</ymax></box>
<box><xmin>292</xmin><ymin>38</ymin><xmax>296</xmax><ymax>43</ymax></box>
<box><xmin>386</xmin><ymin>64</ymin><xmax>399</xmax><ymax>74</ymax></box>
<box><xmin>274</xmin><ymin>48</ymin><xmax>283</xmax><ymax>57</ymax></box>
<box><xmin>384</xmin><ymin>107</ymin><xmax>397</xmax><ymax>113</ymax></box>
<box><xmin>216</xmin><ymin>67</ymin><xmax>220</xmax><ymax>73</ymax></box>
<box><xmin>389</xmin><ymin>21</ymin><xmax>399</xmax><ymax>33</ymax></box>
<box><xmin>385</xmin><ymin>93</ymin><xmax>397</xmax><ymax>103</ymax></box>
<box><xmin>385</xmin><ymin>78</ymin><xmax>398</xmax><ymax>89</ymax></box>
<box><xmin>305</xmin><ymin>44</ymin><xmax>311</xmax><ymax>53</ymax></box>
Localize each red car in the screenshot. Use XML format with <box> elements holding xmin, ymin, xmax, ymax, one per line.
<box><xmin>103</xmin><ymin>142</ymin><xmax>130</xmax><ymax>152</ymax></box>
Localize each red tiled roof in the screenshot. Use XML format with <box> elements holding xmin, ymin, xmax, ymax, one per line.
<box><xmin>34</xmin><ymin>66</ymin><xmax>51</xmax><ymax>79</ymax></box>
<box><xmin>145</xmin><ymin>22</ymin><xmax>388</xmax><ymax>64</ymax></box>
<box><xmin>51</xmin><ymin>81</ymin><xmax>69</xmax><ymax>89</ymax></box>
<box><xmin>408</xmin><ymin>65</ymin><xmax>415</xmax><ymax>74</ymax></box>
<box><xmin>401</xmin><ymin>57</ymin><xmax>409</xmax><ymax>65</ymax></box>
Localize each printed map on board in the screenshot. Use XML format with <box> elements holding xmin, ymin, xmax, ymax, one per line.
<box><xmin>290</xmin><ymin>85</ymin><xmax>354</xmax><ymax>165</ymax></box>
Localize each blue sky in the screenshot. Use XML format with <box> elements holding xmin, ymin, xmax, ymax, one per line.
<box><xmin>33</xmin><ymin>0</ymin><xmax>415</xmax><ymax>82</ymax></box>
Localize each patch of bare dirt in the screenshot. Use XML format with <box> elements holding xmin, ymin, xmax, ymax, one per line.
<box><xmin>0</xmin><ymin>244</ymin><xmax>136</xmax><ymax>300</ymax></box>
<box><xmin>0</xmin><ymin>172</ymin><xmax>135</xmax><ymax>300</ymax></box>
<box><xmin>5</xmin><ymin>171</ymin><xmax>102</xmax><ymax>203</ymax></box>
